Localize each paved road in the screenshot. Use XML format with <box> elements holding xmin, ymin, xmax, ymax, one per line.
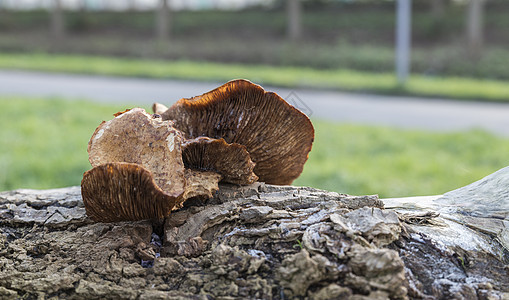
<box><xmin>2</xmin><ymin>70</ymin><xmax>509</xmax><ymax>137</ymax></box>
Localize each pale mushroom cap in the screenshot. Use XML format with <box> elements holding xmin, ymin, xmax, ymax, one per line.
<box><xmin>88</xmin><ymin>108</ymin><xmax>186</xmax><ymax>197</ymax></box>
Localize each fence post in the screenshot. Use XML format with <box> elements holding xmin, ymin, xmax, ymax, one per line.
<box><xmin>287</xmin><ymin>0</ymin><xmax>302</xmax><ymax>41</ymax></box>
<box><xmin>396</xmin><ymin>0</ymin><xmax>412</xmax><ymax>85</ymax></box>
<box><xmin>51</xmin><ymin>0</ymin><xmax>65</xmax><ymax>41</ymax></box>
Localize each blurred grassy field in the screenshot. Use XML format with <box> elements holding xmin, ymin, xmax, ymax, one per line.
<box><xmin>0</xmin><ymin>98</ymin><xmax>137</xmax><ymax>191</ymax></box>
<box><xmin>1</xmin><ymin>52</ymin><xmax>508</xmax><ymax>102</ymax></box>
<box><xmin>1</xmin><ymin>97</ymin><xmax>508</xmax><ymax>198</ymax></box>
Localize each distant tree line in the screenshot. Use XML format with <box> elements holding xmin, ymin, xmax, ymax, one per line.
<box><xmin>49</xmin><ymin>0</ymin><xmax>172</xmax><ymax>42</ymax></box>
<box><xmin>46</xmin><ymin>0</ymin><xmax>487</xmax><ymax>57</ymax></box>
<box><xmin>427</xmin><ymin>0</ymin><xmax>485</xmax><ymax>57</ymax></box>
<box><xmin>282</xmin><ymin>0</ymin><xmax>487</xmax><ymax>58</ymax></box>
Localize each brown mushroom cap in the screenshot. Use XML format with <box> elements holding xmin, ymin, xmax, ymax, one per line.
<box><xmin>182</xmin><ymin>137</ymin><xmax>258</xmax><ymax>185</ymax></box>
<box><xmin>81</xmin><ymin>162</ymin><xmax>180</xmax><ymax>222</ymax></box>
<box><xmin>88</xmin><ymin>108</ymin><xmax>186</xmax><ymax>197</ymax></box>
<box><xmin>158</xmin><ymin>79</ymin><xmax>314</xmax><ymax>185</ymax></box>
<box><xmin>81</xmin><ymin>164</ymin><xmax>221</xmax><ymax>222</ymax></box>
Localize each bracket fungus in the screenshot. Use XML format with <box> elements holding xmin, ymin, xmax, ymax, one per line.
<box><xmin>182</xmin><ymin>137</ymin><xmax>258</xmax><ymax>185</ymax></box>
<box><xmin>155</xmin><ymin>79</ymin><xmax>315</xmax><ymax>185</ymax></box>
<box><xmin>87</xmin><ymin>108</ymin><xmax>186</xmax><ymax>197</ymax></box>
<box><xmin>82</xmin><ymin>108</ymin><xmax>221</xmax><ymax>222</ymax></box>
<box><xmin>82</xmin><ymin>162</ymin><xmax>179</xmax><ymax>222</ymax></box>
<box><xmin>81</xmin><ymin>79</ymin><xmax>314</xmax><ymax>222</ymax></box>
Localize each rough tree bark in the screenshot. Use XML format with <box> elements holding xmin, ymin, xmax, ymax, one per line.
<box><xmin>1</xmin><ymin>169</ymin><xmax>508</xmax><ymax>299</ymax></box>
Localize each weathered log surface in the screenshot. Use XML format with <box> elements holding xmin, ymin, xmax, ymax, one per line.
<box><xmin>0</xmin><ymin>179</ymin><xmax>508</xmax><ymax>299</ymax></box>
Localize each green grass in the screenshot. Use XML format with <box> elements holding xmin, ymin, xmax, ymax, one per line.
<box><xmin>293</xmin><ymin>123</ymin><xmax>509</xmax><ymax>197</ymax></box>
<box><xmin>1</xmin><ymin>52</ymin><xmax>509</xmax><ymax>102</ymax></box>
<box><xmin>1</xmin><ymin>97</ymin><xmax>508</xmax><ymax>198</ymax></box>
<box><xmin>0</xmin><ymin>98</ymin><xmax>139</xmax><ymax>191</ymax></box>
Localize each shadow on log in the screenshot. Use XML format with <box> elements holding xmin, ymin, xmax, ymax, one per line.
<box><xmin>1</xmin><ymin>169</ymin><xmax>509</xmax><ymax>299</ymax></box>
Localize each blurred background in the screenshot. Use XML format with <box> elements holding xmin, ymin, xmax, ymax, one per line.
<box><xmin>1</xmin><ymin>0</ymin><xmax>508</xmax><ymax>78</ymax></box>
<box><xmin>0</xmin><ymin>0</ymin><xmax>508</xmax><ymax>198</ymax></box>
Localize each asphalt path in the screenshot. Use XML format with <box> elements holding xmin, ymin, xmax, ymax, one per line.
<box><xmin>1</xmin><ymin>69</ymin><xmax>509</xmax><ymax>137</ymax></box>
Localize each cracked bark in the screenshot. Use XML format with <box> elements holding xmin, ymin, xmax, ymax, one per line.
<box><xmin>0</xmin><ymin>179</ymin><xmax>508</xmax><ymax>299</ymax></box>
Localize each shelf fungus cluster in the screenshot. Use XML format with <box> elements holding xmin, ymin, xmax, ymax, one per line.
<box><xmin>81</xmin><ymin>79</ymin><xmax>314</xmax><ymax>222</ymax></box>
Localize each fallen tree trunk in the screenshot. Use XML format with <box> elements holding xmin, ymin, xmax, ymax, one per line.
<box><xmin>1</xmin><ymin>170</ymin><xmax>508</xmax><ymax>299</ymax></box>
